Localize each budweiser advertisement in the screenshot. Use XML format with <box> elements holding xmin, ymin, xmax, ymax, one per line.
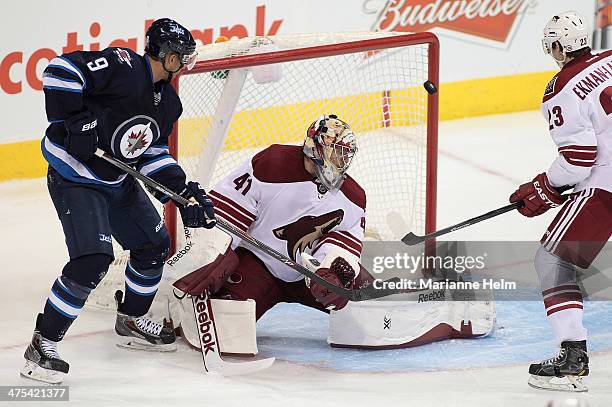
<box><xmin>365</xmin><ymin>0</ymin><xmax>538</xmax><ymax>48</ymax></box>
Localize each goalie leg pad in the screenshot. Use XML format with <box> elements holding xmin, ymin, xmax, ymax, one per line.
<box><xmin>328</xmin><ymin>290</ymin><xmax>496</xmax><ymax>349</ymax></box>
<box><xmin>178</xmin><ymin>296</ymin><xmax>258</xmax><ymax>355</ymax></box>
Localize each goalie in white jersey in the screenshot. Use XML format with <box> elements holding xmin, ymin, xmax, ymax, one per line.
<box><xmin>509</xmin><ymin>11</ymin><xmax>612</xmax><ymax>392</ymax></box>
<box><xmin>204</xmin><ymin>114</ymin><xmax>364</xmax><ymax>317</ymax></box>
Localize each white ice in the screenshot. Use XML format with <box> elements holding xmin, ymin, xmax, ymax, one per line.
<box><xmin>1</xmin><ymin>111</ymin><xmax>610</xmax><ymax>407</ymax></box>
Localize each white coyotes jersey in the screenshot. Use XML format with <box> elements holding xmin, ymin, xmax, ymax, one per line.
<box><xmin>542</xmin><ymin>50</ymin><xmax>612</xmax><ymax>193</ymax></box>
<box><xmin>208</xmin><ymin>144</ymin><xmax>366</xmax><ymax>282</ymax></box>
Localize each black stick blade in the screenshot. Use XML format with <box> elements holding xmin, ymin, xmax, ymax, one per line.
<box><xmin>401</xmin><ymin>232</ymin><xmax>426</xmax><ymax>246</ymax></box>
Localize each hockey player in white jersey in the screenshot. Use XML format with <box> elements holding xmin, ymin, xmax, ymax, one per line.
<box><xmin>509</xmin><ymin>11</ymin><xmax>612</xmax><ymax>392</ymax></box>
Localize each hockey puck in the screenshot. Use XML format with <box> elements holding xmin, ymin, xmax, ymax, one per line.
<box><xmin>423</xmin><ymin>80</ymin><xmax>438</xmax><ymax>94</ymax></box>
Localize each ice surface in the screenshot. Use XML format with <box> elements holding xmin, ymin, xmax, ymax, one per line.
<box><xmin>1</xmin><ymin>111</ymin><xmax>610</xmax><ymax>407</ymax></box>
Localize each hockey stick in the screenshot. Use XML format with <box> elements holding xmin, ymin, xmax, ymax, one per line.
<box><xmin>191</xmin><ymin>290</ymin><xmax>275</xmax><ymax>375</ymax></box>
<box><xmin>401</xmin><ymin>202</ymin><xmax>524</xmax><ymax>246</ymax></box>
<box><xmin>94</xmin><ymin>149</ymin><xmax>403</xmax><ymax>301</ymax></box>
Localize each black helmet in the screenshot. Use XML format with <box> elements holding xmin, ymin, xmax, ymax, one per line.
<box><xmin>145</xmin><ymin>18</ymin><xmax>197</xmax><ymax>70</ymax></box>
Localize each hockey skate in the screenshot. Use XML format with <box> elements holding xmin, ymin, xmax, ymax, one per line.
<box><xmin>528</xmin><ymin>340</ymin><xmax>589</xmax><ymax>392</ymax></box>
<box><xmin>20</xmin><ymin>314</ymin><xmax>69</xmax><ymax>384</ymax></box>
<box><xmin>114</xmin><ymin>290</ymin><xmax>177</xmax><ymax>352</ymax></box>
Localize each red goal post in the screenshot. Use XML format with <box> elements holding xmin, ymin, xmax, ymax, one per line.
<box><xmin>167</xmin><ymin>31</ymin><xmax>439</xmax><ymax>253</ymax></box>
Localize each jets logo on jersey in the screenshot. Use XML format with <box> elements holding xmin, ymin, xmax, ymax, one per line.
<box><xmin>111</xmin><ymin>115</ymin><xmax>160</xmax><ymax>162</ymax></box>
<box><xmin>273</xmin><ymin>209</ymin><xmax>344</xmax><ymax>260</ymax></box>
<box><xmin>114</xmin><ymin>49</ymin><xmax>133</xmax><ymax>68</ymax></box>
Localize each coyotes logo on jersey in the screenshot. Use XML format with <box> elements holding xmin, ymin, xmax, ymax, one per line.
<box><xmin>273</xmin><ymin>209</ymin><xmax>344</xmax><ymax>261</ymax></box>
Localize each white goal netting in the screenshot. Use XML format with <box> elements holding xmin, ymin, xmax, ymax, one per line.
<box><xmin>87</xmin><ymin>31</ymin><xmax>438</xmax><ymax>310</ymax></box>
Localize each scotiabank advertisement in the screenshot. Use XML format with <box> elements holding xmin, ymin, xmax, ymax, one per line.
<box><xmin>0</xmin><ymin>0</ymin><xmax>596</xmax><ymax>144</ymax></box>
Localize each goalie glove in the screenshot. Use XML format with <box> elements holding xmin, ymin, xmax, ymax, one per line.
<box><xmin>306</xmin><ymin>256</ymin><xmax>356</xmax><ymax>311</ymax></box>
<box><xmin>509</xmin><ymin>173</ymin><xmax>567</xmax><ymax>218</ymax></box>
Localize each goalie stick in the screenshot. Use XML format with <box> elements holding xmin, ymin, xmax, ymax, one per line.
<box><xmin>191</xmin><ymin>290</ymin><xmax>275</xmax><ymax>375</ymax></box>
<box><xmin>401</xmin><ymin>202</ymin><xmax>524</xmax><ymax>246</ymax></box>
<box><xmin>94</xmin><ymin>149</ymin><xmax>407</xmax><ymax>301</ymax></box>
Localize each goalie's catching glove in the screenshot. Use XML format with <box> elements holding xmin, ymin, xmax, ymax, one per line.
<box><xmin>307</xmin><ymin>256</ymin><xmax>356</xmax><ymax>311</ymax></box>
<box><xmin>179</xmin><ymin>181</ymin><xmax>216</xmax><ymax>229</ymax></box>
<box><xmin>509</xmin><ymin>173</ymin><xmax>567</xmax><ymax>217</ymax></box>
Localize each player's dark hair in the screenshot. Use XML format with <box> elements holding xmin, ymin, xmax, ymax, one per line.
<box><xmin>552</xmin><ymin>41</ymin><xmax>591</xmax><ymax>59</ymax></box>
<box><xmin>566</xmin><ymin>47</ymin><xmax>591</xmax><ymax>59</ymax></box>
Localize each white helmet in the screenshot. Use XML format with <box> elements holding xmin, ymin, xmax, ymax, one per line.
<box><xmin>542</xmin><ymin>11</ymin><xmax>591</xmax><ymax>66</ymax></box>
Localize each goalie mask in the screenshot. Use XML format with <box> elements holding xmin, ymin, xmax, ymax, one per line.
<box><xmin>303</xmin><ymin>115</ymin><xmax>357</xmax><ymax>191</ymax></box>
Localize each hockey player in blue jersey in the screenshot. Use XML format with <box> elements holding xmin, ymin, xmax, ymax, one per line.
<box><xmin>21</xmin><ymin>18</ymin><xmax>216</xmax><ymax>384</ymax></box>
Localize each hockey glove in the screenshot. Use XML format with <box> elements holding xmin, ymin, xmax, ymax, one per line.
<box><xmin>509</xmin><ymin>173</ymin><xmax>567</xmax><ymax>218</ymax></box>
<box><xmin>308</xmin><ymin>256</ymin><xmax>356</xmax><ymax>311</ymax></box>
<box><xmin>64</xmin><ymin>111</ymin><xmax>98</xmax><ymax>161</ymax></box>
<box><xmin>179</xmin><ymin>181</ymin><xmax>217</xmax><ymax>229</ymax></box>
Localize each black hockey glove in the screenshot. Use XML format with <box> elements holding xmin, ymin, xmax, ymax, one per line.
<box><xmin>179</xmin><ymin>182</ymin><xmax>216</xmax><ymax>229</ymax></box>
<box><xmin>64</xmin><ymin>111</ymin><xmax>98</xmax><ymax>161</ymax></box>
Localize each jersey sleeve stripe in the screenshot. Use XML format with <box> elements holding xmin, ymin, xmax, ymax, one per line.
<box><xmin>209</xmin><ymin>196</ymin><xmax>253</xmax><ymax>229</ymax></box>
<box><xmin>49</xmin><ymin>57</ymin><xmax>86</xmax><ymax>87</ymax></box>
<box><xmin>558</xmin><ymin>145</ymin><xmax>597</xmax><ymax>152</ymax></box>
<box><xmin>138</xmin><ymin>156</ymin><xmax>177</xmax><ymax>176</ymax></box>
<box><xmin>541</xmin><ymin>284</ymin><xmax>582</xmax><ymax>296</ymax></box>
<box><xmin>44</xmin><ymin>65</ymin><xmax>83</xmax><ymax>84</ymax></box>
<box><xmin>43</xmin><ymin>75</ymin><xmax>84</xmax><ymax>92</ymax></box>
<box><xmin>335</xmin><ymin>230</ymin><xmax>362</xmax><ymax>247</ymax></box>
<box><xmin>212</xmin><ymin>206</ymin><xmax>249</xmax><ymax>232</ymax></box>
<box><xmin>546</xmin><ymin>302</ymin><xmax>583</xmax><ymax>316</ymax></box>
<box><xmin>326</xmin><ymin>231</ymin><xmax>362</xmax><ymax>252</ymax></box>
<box><xmin>311</xmin><ymin>237</ymin><xmax>361</xmax><ymax>258</ymax></box>
<box><xmin>142</xmin><ymin>146</ymin><xmax>170</xmax><ymax>156</ymax></box>
<box><xmin>543</xmin><ymin>292</ymin><xmax>583</xmax><ymax>308</ymax></box>
<box><xmin>558</xmin><ymin>146</ymin><xmax>597</xmax><ymax>167</ymax></box>
<box><xmin>208</xmin><ymin>190</ymin><xmax>256</xmax><ymax>221</ymax></box>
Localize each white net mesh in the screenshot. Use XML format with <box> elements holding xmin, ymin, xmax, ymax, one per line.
<box><xmin>86</xmin><ymin>32</ymin><xmax>436</xmax><ymax>310</ymax></box>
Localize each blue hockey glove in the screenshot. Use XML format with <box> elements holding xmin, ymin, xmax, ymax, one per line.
<box><xmin>179</xmin><ymin>182</ymin><xmax>216</xmax><ymax>229</ymax></box>
<box><xmin>64</xmin><ymin>111</ymin><xmax>98</xmax><ymax>161</ymax></box>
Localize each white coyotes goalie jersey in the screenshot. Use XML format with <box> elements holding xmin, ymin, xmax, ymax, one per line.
<box><xmin>542</xmin><ymin>50</ymin><xmax>612</xmax><ymax>193</ymax></box>
<box><xmin>208</xmin><ymin>144</ymin><xmax>366</xmax><ymax>282</ymax></box>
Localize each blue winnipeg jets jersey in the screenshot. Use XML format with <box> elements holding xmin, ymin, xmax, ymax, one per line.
<box><xmin>41</xmin><ymin>47</ymin><xmax>185</xmax><ymax>194</ymax></box>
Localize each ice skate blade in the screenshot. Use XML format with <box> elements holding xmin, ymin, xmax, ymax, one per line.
<box><xmin>528</xmin><ymin>375</ymin><xmax>588</xmax><ymax>392</ymax></box>
<box><xmin>116</xmin><ymin>338</ymin><xmax>177</xmax><ymax>352</ymax></box>
<box><xmin>20</xmin><ymin>360</ymin><xmax>65</xmax><ymax>384</ymax></box>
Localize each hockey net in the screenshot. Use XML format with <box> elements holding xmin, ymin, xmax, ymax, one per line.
<box><xmin>86</xmin><ymin>31</ymin><xmax>439</xmax><ymax>310</ymax></box>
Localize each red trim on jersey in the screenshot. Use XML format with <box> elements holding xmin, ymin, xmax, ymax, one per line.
<box><xmin>213</xmin><ymin>207</ymin><xmax>249</xmax><ymax>232</ymax></box>
<box><xmin>541</xmin><ymin>284</ymin><xmax>581</xmax><ymax>296</ymax></box>
<box><xmin>340</xmin><ymin>175</ymin><xmax>366</xmax><ymax>210</ymax></box>
<box><xmin>543</xmin><ymin>50</ymin><xmax>612</xmax><ymax>103</ymax></box>
<box><xmin>546</xmin><ymin>303</ymin><xmax>583</xmax><ymax>316</ymax></box>
<box><xmin>558</xmin><ymin>145</ymin><xmax>597</xmax><ymax>167</ymax></box>
<box><xmin>251</xmin><ymin>144</ymin><xmax>315</xmax><ymax>183</ymax></box>
<box><xmin>543</xmin><ymin>292</ymin><xmax>583</xmax><ymax>309</ymax></box>
<box><xmin>336</xmin><ymin>231</ymin><xmax>362</xmax><ymax>248</ymax></box>
<box><xmin>208</xmin><ymin>193</ymin><xmax>254</xmax><ymax>232</ymax></box>
<box><xmin>311</xmin><ymin>231</ymin><xmax>362</xmax><ymax>258</ymax></box>
<box><xmin>209</xmin><ymin>190</ymin><xmax>256</xmax><ymax>221</ymax></box>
